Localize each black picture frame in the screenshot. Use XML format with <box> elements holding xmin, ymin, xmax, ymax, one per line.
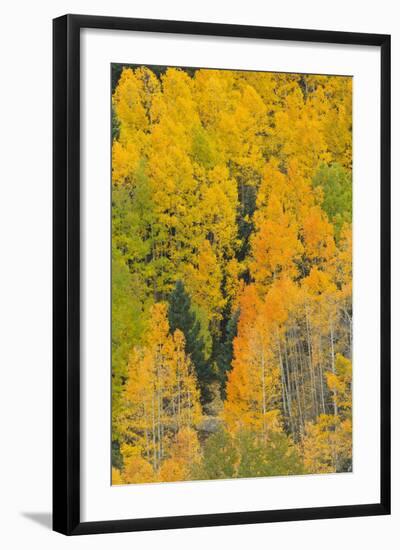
<box><xmin>53</xmin><ymin>14</ymin><xmax>391</xmax><ymax>536</ymax></box>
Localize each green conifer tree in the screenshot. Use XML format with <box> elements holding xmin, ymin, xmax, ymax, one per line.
<box><xmin>168</xmin><ymin>280</ymin><xmax>211</xmax><ymax>402</ymax></box>
<box><xmin>214</xmin><ymin>308</ymin><xmax>240</xmax><ymax>396</ymax></box>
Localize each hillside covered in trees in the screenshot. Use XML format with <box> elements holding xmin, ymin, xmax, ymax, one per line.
<box><xmin>111</xmin><ymin>65</ymin><xmax>352</xmax><ymax>484</ymax></box>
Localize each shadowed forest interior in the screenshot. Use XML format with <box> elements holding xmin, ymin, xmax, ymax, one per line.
<box><xmin>111</xmin><ymin>64</ymin><xmax>352</xmax><ymax>485</ymax></box>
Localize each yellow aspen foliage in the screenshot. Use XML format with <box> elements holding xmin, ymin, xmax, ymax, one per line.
<box><xmin>168</xmin><ymin>329</ymin><xmax>203</xmax><ymax>428</ymax></box>
<box><xmin>200</xmin><ymin>165</ymin><xmax>239</xmax><ymax>260</ymax></box>
<box><xmin>230</xmin><ymin>85</ymin><xmax>268</xmax><ymax>169</ymax></box>
<box><xmin>236</xmin><ymin>71</ymin><xmax>278</xmax><ymax>116</ymax></box>
<box><xmin>122</xmin><ymin>450</ymin><xmax>156</xmax><ymax>484</ymax></box>
<box><xmin>158</xmin><ymin>457</ymin><xmax>189</xmax><ymax>483</ymax></box>
<box><xmin>117</xmin><ymin>303</ymin><xmax>202</xmax><ymax>478</ymax></box>
<box><xmin>115</xmin><ymin>66</ymin><xmax>161</xmax><ymax>135</ymax></box>
<box><xmin>214</xmin><ymin>85</ymin><xmax>267</xmax><ymax>174</ymax></box>
<box><xmin>111</xmin><ymin>467</ymin><xmax>123</xmax><ymax>485</ymax></box>
<box><xmin>160</xmin><ymin>68</ymin><xmax>200</xmax><ymax>132</ymax></box>
<box><xmin>326</xmin><ymin>354</ymin><xmax>352</xmax><ymax>415</ymax></box>
<box><xmin>255</xmin><ymin>159</ymin><xmax>287</xmax><ymax>214</ymax></box>
<box><xmin>303</xmin><ymin>355</ymin><xmax>352</xmax><ymax>473</ymax></box>
<box><xmin>333</xmin><ymin>223</ymin><xmax>352</xmax><ymax>299</ymax></box>
<box><xmin>302</xmin><ymin>267</ymin><xmax>337</xmax><ymax>298</ymax></box>
<box><xmin>285</xmin><ymin>159</ymin><xmax>317</xmax><ymax>213</ymax></box>
<box><xmin>273</xmin><ymin>86</ymin><xmax>330</xmax><ymax>179</ymax></box>
<box><xmin>303</xmin><ymin>414</ymin><xmax>352</xmax><ymax>474</ymax></box>
<box><xmin>193</xmin><ymin>69</ymin><xmax>238</xmax><ymax>129</ymax></box>
<box><xmin>158</xmin><ymin>427</ymin><xmax>201</xmax><ymax>482</ymax></box>
<box><xmin>184</xmin><ymin>240</ymin><xmax>226</xmax><ymax>327</ymax></box>
<box><xmin>112</xmin><ymin>140</ymin><xmax>141</xmax><ymax>185</ymax></box>
<box><xmin>169</xmin><ymin>427</ymin><xmax>202</xmax><ymax>464</ymax></box>
<box><xmin>301</xmin><ymin>267</ymin><xmax>342</xmax><ymax>349</ymax></box>
<box><xmin>112</xmin><ymin>67</ymin><xmax>161</xmax><ymax>184</ymax></box>
<box><xmin>317</xmin><ymin>76</ymin><xmax>353</xmax><ymax>169</ymax></box>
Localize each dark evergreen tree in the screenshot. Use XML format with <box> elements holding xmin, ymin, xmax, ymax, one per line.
<box><xmin>168</xmin><ymin>280</ymin><xmax>211</xmax><ymax>402</ymax></box>
<box><xmin>215</xmin><ymin>308</ymin><xmax>240</xmax><ymax>397</ymax></box>
<box><xmin>236</xmin><ymin>176</ymin><xmax>258</xmax><ymax>261</ymax></box>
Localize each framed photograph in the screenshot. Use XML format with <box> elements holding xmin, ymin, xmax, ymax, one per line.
<box><xmin>53</xmin><ymin>14</ymin><xmax>390</xmax><ymax>535</ymax></box>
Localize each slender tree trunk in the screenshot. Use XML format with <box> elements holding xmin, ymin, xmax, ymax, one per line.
<box><xmin>143</xmin><ymin>401</ymin><xmax>151</xmax><ymax>461</ymax></box>
<box><xmin>277</xmin><ymin>337</ymin><xmax>288</xmax><ymax>417</ymax></box>
<box><xmin>318</xmin><ymin>335</ymin><xmax>326</xmax><ymax>414</ymax></box>
<box><xmin>319</xmin><ymin>364</ymin><xmax>326</xmax><ymax>414</ymax></box>
<box><xmin>177</xmin><ymin>370</ymin><xmax>181</xmax><ymax>428</ymax></box>
<box><xmin>342</xmin><ymin>307</ymin><xmax>352</xmax><ymax>356</ymax></box>
<box><xmin>188</xmin><ymin>388</ymin><xmax>192</xmax><ymax>426</ymax></box>
<box><xmin>156</xmin><ymin>349</ymin><xmax>163</xmax><ymax>467</ymax></box>
<box><xmin>294</xmin><ymin>338</ymin><xmax>307</xmax><ymax>424</ymax></box>
<box><xmin>277</xmin><ymin>334</ymin><xmax>294</xmax><ymax>433</ymax></box>
<box><xmin>305</xmin><ymin>307</ymin><xmax>317</xmax><ymax>419</ymax></box>
<box><xmin>152</xmin><ymin>390</ymin><xmax>157</xmax><ymax>470</ymax></box>
<box><xmin>261</xmin><ymin>347</ymin><xmax>267</xmax><ymax>439</ymax></box>
<box><xmin>292</xmin><ymin>340</ymin><xmax>305</xmax><ymax>436</ymax></box>
<box><xmin>330</xmin><ymin>323</ymin><xmax>338</xmax><ymax>417</ymax></box>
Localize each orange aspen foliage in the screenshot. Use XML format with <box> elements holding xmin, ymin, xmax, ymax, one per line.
<box><xmin>224</xmin><ymin>285</ymin><xmax>281</xmax><ymax>438</ymax></box>
<box><xmin>250</xmin><ymin>192</ymin><xmax>303</xmax><ymax>284</ymax></box>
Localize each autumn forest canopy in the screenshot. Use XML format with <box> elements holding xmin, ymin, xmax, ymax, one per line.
<box><xmin>111</xmin><ymin>64</ymin><xmax>352</xmax><ymax>485</ymax></box>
